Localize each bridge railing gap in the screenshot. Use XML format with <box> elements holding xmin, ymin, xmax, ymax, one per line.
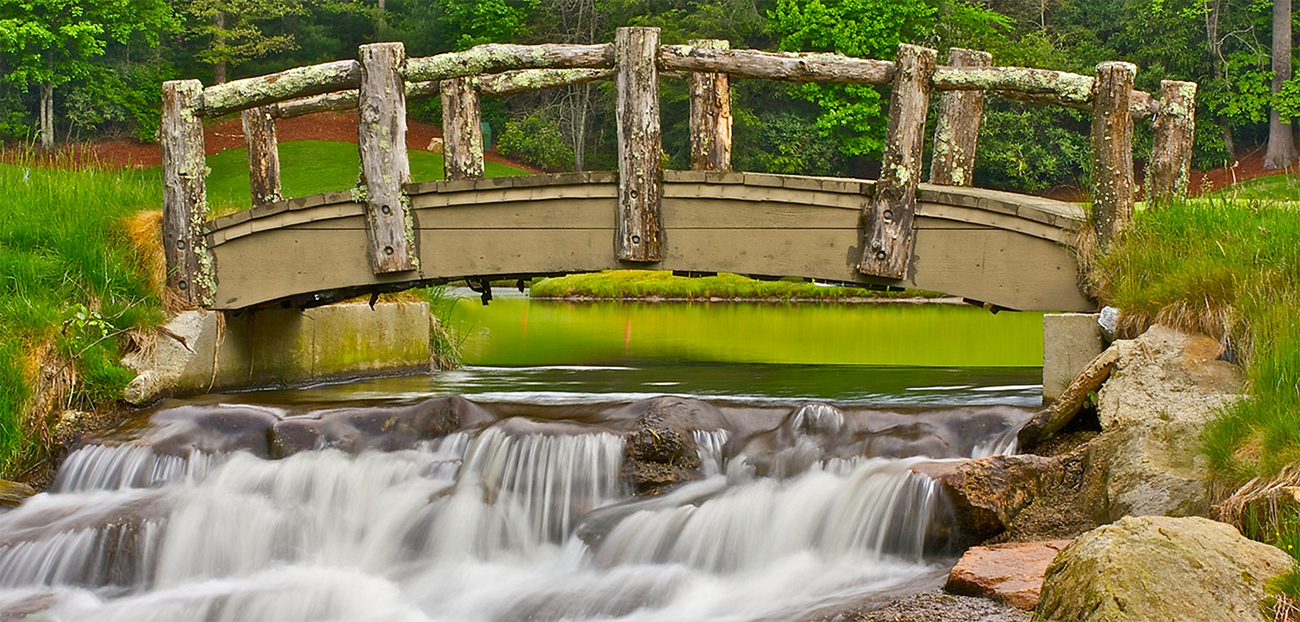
<box><xmin>161</xmin><ymin>31</ymin><xmax>1198</xmax><ymax>309</ymax></box>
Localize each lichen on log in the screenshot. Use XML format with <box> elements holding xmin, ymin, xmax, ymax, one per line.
<box><xmin>615</xmin><ymin>27</ymin><xmax>664</xmax><ymax>263</ymax></box>
<box><xmin>857</xmin><ymin>43</ymin><xmax>937</xmax><ymax>280</ymax></box>
<box><xmin>659</xmin><ymin>45</ymin><xmax>896</xmax><ymax>84</ymax></box>
<box><xmin>1146</xmin><ymin>80</ymin><xmax>1197</xmax><ymax>205</ymax></box>
<box><xmin>441</xmin><ymin>76</ymin><xmax>485</xmax><ymax>180</ymax></box>
<box><xmin>687</xmin><ymin>39</ymin><xmax>732</xmax><ymax>171</ymax></box>
<box><xmin>929</xmin><ymin>48</ymin><xmax>991</xmax><ymax>186</ymax></box>
<box><xmin>162</xmin><ymin>79</ymin><xmax>214</xmax><ymax>307</ymax></box>
<box><xmin>357</xmin><ymin>42</ymin><xmax>417</xmax><ymax>274</ymax></box>
<box><xmin>1090</xmin><ymin>61</ymin><xmax>1137</xmax><ymax>249</ymax></box>
<box><xmin>403</xmin><ymin>43</ymin><xmax>615</xmax><ymax>83</ymax></box>
<box><xmin>199</xmin><ymin>60</ymin><xmax>361</xmax><ymax>117</ymax></box>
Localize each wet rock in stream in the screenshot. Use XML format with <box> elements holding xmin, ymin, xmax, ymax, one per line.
<box><xmin>617</xmin><ymin>397</ymin><xmax>724</xmax><ymax>495</ymax></box>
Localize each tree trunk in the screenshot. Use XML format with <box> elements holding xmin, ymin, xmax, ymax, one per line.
<box><xmin>39</xmin><ymin>81</ymin><xmax>53</xmax><ymax>150</ymax></box>
<box><xmin>1090</xmin><ymin>62</ymin><xmax>1137</xmax><ymax>249</ymax></box>
<box><xmin>1264</xmin><ymin>0</ymin><xmax>1297</xmax><ymax>170</ymax></box>
<box><xmin>857</xmin><ymin>44</ymin><xmax>938</xmax><ymax>280</ymax></box>
<box><xmin>213</xmin><ymin>12</ymin><xmax>228</xmax><ymax>84</ymax></box>
<box><xmin>614</xmin><ymin>27</ymin><xmax>663</xmax><ymax>263</ymax></box>
<box><xmin>357</xmin><ymin>42</ymin><xmax>416</xmax><ymax>274</ymax></box>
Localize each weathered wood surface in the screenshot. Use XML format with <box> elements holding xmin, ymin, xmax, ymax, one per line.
<box><xmin>858</xmin><ymin>44</ymin><xmax>937</xmax><ymax>280</ymax></box>
<box><xmin>687</xmin><ymin>39</ymin><xmax>733</xmax><ymax>171</ymax></box>
<box><xmin>660</xmin><ymin>45</ymin><xmax>896</xmax><ymax>84</ymax></box>
<box><xmin>930</xmin><ymin>48</ymin><xmax>991</xmax><ymax>186</ymax></box>
<box><xmin>270</xmin><ymin>90</ymin><xmax>358</xmax><ymax>118</ymax></box>
<box><xmin>241</xmin><ymin>107</ymin><xmax>282</xmax><ymax>207</ymax></box>
<box><xmin>480</xmin><ymin>68</ymin><xmax>614</xmax><ymax>96</ymax></box>
<box><xmin>1146</xmin><ymin>80</ymin><xmax>1197</xmax><ymax>204</ymax></box>
<box><xmin>1018</xmin><ymin>345</ymin><xmax>1118</xmax><ymax>448</ymax></box>
<box><xmin>206</xmin><ymin>173</ymin><xmax>1091</xmax><ymax>312</ymax></box>
<box><xmin>270</xmin><ymin>69</ymin><xmax>614</xmax><ymax>119</ymax></box>
<box><xmin>357</xmin><ymin>42</ymin><xmax>416</xmax><ymax>273</ymax></box>
<box><xmin>615</xmin><ymin>27</ymin><xmax>664</xmax><ymax>262</ymax></box>
<box><xmin>933</xmin><ymin>66</ymin><xmax>1157</xmax><ymax>118</ymax></box>
<box><xmin>404</xmin><ymin>43</ymin><xmax>615</xmax><ymax>83</ymax></box>
<box><xmin>1090</xmin><ymin>61</ymin><xmax>1136</xmax><ymax>248</ymax></box>
<box><xmin>200</xmin><ymin>60</ymin><xmax>361</xmax><ymax>117</ymax></box>
<box><xmin>161</xmin><ymin>79</ymin><xmax>213</xmax><ymax>307</ymax></box>
<box><xmin>441</xmin><ymin>76</ymin><xmax>485</xmax><ymax>180</ymax></box>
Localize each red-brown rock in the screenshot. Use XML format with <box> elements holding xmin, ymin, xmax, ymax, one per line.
<box><xmin>944</xmin><ymin>539</ymin><xmax>1072</xmax><ymax>610</ymax></box>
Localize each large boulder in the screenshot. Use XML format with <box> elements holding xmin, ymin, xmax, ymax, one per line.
<box><xmin>945</xmin><ymin>539</ymin><xmax>1071</xmax><ymax>610</ymax></box>
<box><xmin>1082</xmin><ymin>324</ymin><xmax>1242</xmax><ymax>521</ymax></box>
<box><xmin>911</xmin><ymin>455</ymin><xmax>1065</xmax><ymax>544</ymax></box>
<box><xmin>618</xmin><ymin>397</ymin><xmax>726</xmax><ymax>495</ymax></box>
<box><xmin>1035</xmin><ymin>516</ymin><xmax>1294</xmax><ymax>622</ymax></box>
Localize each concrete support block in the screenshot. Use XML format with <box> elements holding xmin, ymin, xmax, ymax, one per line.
<box><xmin>124</xmin><ymin>301</ymin><xmax>431</xmax><ymax>404</ymax></box>
<box><xmin>1043</xmin><ymin>313</ymin><xmax>1104</xmax><ymax>403</ymax></box>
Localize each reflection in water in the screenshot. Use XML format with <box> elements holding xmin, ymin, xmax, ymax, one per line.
<box><xmin>448</xmin><ymin>291</ymin><xmax>1044</xmax><ymax>368</ymax></box>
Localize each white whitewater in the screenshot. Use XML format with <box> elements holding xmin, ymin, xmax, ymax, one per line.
<box><xmin>0</xmin><ymin>410</ymin><xmax>1019</xmax><ymax>622</ymax></box>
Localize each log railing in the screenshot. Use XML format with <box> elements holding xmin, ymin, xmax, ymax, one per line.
<box><xmin>161</xmin><ymin>27</ymin><xmax>1196</xmax><ymax>308</ymax></box>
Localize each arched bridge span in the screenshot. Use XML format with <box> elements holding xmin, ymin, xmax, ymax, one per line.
<box><xmin>207</xmin><ymin>171</ymin><xmax>1091</xmax><ymax>312</ymax></box>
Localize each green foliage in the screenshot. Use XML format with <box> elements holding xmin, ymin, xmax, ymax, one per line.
<box><xmin>0</xmin><ymin>155</ymin><xmax>166</xmax><ymax>475</ymax></box>
<box><xmin>974</xmin><ymin>104</ymin><xmax>1091</xmax><ymax>192</ymax></box>
<box><xmin>177</xmin><ymin>0</ymin><xmax>303</xmax><ymax>78</ymax></box>
<box><xmin>733</xmin><ymin>108</ymin><xmax>846</xmax><ymax>175</ymax></box>
<box><xmin>767</xmin><ymin>0</ymin><xmax>936</xmax><ymax>157</ymax></box>
<box><xmin>431</xmin><ymin>0</ymin><xmax>537</xmax><ymax>50</ymax></box>
<box><xmin>529</xmin><ymin>270</ymin><xmax>941</xmax><ymax>301</ymax></box>
<box><xmin>497</xmin><ymin>114</ymin><xmax>573</xmax><ymax>171</ymax></box>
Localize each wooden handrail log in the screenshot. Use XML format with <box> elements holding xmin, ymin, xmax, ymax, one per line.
<box><xmin>269</xmin><ymin>68</ymin><xmax>614</xmax><ymax>119</ymax></box>
<box><xmin>403</xmin><ymin>43</ymin><xmax>615</xmax><ymax>83</ymax></box>
<box><xmin>659</xmin><ymin>45</ymin><xmax>896</xmax><ymax>84</ymax></box>
<box><xmin>478</xmin><ymin>67</ymin><xmax>614</xmax><ymax>96</ymax></box>
<box><xmin>935</xmin><ymin>66</ymin><xmax>1157</xmax><ymax>118</ymax></box>
<box><xmin>199</xmin><ymin>60</ymin><xmax>361</xmax><ymax>117</ymax></box>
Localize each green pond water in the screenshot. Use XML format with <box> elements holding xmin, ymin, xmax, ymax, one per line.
<box><xmin>447</xmin><ymin>290</ymin><xmax>1045</xmax><ymax>368</ymax></box>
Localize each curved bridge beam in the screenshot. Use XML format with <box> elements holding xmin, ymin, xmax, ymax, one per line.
<box><xmin>206</xmin><ymin>172</ymin><xmax>1092</xmax><ymax>312</ymax></box>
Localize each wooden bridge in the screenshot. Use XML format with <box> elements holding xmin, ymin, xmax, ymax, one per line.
<box><xmin>160</xmin><ymin>28</ymin><xmax>1197</xmax><ymax>313</ymax></box>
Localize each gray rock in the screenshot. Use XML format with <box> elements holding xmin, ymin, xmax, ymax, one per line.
<box><xmin>1097</xmin><ymin>306</ymin><xmax>1119</xmax><ymax>343</ymax></box>
<box><xmin>1035</xmin><ymin>515</ymin><xmax>1293</xmax><ymax>622</ymax></box>
<box><xmin>1082</xmin><ymin>324</ymin><xmax>1243</xmax><ymax>521</ymax></box>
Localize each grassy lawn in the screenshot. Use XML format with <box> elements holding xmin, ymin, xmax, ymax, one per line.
<box><xmin>1092</xmin><ymin>196</ymin><xmax>1300</xmax><ymax>600</ymax></box>
<box><xmin>200</xmin><ymin>140</ymin><xmax>530</xmax><ymax>213</ymax></box>
<box><xmin>529</xmin><ymin>271</ymin><xmax>945</xmax><ymax>301</ymax></box>
<box><xmin>0</xmin><ymin>157</ymin><xmax>164</xmax><ymax>477</ymax></box>
<box><xmin>0</xmin><ymin>140</ymin><xmax>525</xmax><ymax>477</ymax></box>
<box><xmin>1206</xmin><ymin>173</ymin><xmax>1300</xmax><ymax>204</ymax></box>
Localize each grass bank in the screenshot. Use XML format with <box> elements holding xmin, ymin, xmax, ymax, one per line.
<box><xmin>1091</xmin><ymin>196</ymin><xmax>1300</xmax><ymax>603</ymax></box>
<box><xmin>0</xmin><ymin>155</ymin><xmax>165</xmax><ymax>478</ymax></box>
<box><xmin>529</xmin><ymin>271</ymin><xmax>946</xmax><ymax>301</ymax></box>
<box><xmin>0</xmin><ymin>140</ymin><xmax>526</xmax><ymax>479</ymax></box>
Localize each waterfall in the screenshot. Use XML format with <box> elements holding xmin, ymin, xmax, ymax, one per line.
<box><xmin>0</xmin><ymin>396</ymin><xmax>1029</xmax><ymax>622</ymax></box>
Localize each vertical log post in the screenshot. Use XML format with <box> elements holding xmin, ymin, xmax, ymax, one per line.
<box><xmin>161</xmin><ymin>79</ymin><xmax>213</xmax><ymax>307</ymax></box>
<box><xmin>441</xmin><ymin>76</ymin><xmax>485</xmax><ymax>180</ymax></box>
<box><xmin>241</xmin><ymin>106</ymin><xmax>282</xmax><ymax>207</ymax></box>
<box><xmin>688</xmin><ymin>39</ymin><xmax>732</xmax><ymax>171</ymax></box>
<box><xmin>1146</xmin><ymin>80</ymin><xmax>1197</xmax><ymax>205</ymax></box>
<box><xmin>615</xmin><ymin>26</ymin><xmax>663</xmax><ymax>262</ymax></box>
<box><xmin>929</xmin><ymin>48</ymin><xmax>992</xmax><ymax>186</ymax></box>
<box><xmin>1090</xmin><ymin>61</ymin><xmax>1136</xmax><ymax>248</ymax></box>
<box><xmin>358</xmin><ymin>42</ymin><xmax>416</xmax><ymax>274</ymax></box>
<box><xmin>857</xmin><ymin>44</ymin><xmax>938</xmax><ymax>280</ymax></box>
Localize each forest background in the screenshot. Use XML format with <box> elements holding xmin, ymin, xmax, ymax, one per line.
<box><xmin>1</xmin><ymin>0</ymin><xmax>1297</xmax><ymax>194</ymax></box>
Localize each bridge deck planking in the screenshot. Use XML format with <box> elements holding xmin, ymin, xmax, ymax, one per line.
<box><xmin>207</xmin><ymin>173</ymin><xmax>1091</xmax><ymax>312</ymax></box>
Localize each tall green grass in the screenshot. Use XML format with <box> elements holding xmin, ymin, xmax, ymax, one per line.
<box><xmin>529</xmin><ymin>271</ymin><xmax>943</xmax><ymax>301</ymax></box>
<box><xmin>1093</xmin><ymin>197</ymin><xmax>1300</xmax><ymax>601</ymax></box>
<box><xmin>1095</xmin><ymin>198</ymin><xmax>1300</xmax><ymax>479</ymax></box>
<box><xmin>0</xmin><ymin>156</ymin><xmax>165</xmax><ymax>476</ymax></box>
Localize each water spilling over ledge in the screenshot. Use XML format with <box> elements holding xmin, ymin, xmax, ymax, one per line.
<box><xmin>0</xmin><ymin>387</ymin><xmax>1033</xmax><ymax>621</ymax></box>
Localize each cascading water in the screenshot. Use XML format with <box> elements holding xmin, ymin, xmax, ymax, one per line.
<box><xmin>0</xmin><ymin>378</ymin><xmax>1031</xmax><ymax>622</ymax></box>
